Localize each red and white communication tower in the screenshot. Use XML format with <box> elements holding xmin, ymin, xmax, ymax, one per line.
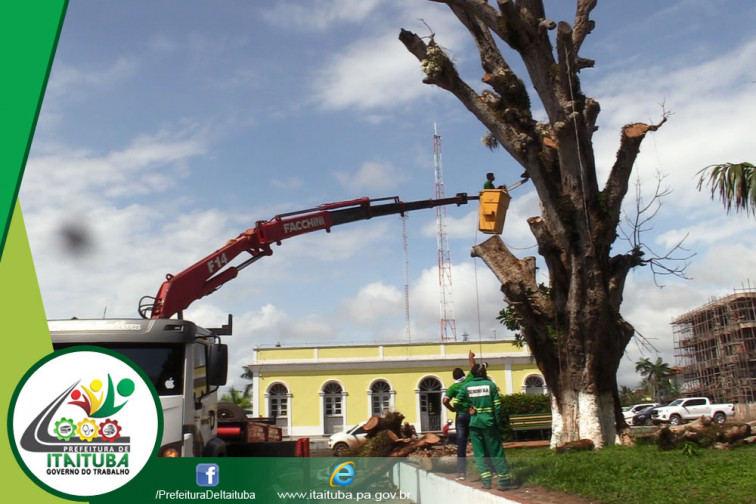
<box><xmin>433</xmin><ymin>124</ymin><xmax>457</xmax><ymax>342</ymax></box>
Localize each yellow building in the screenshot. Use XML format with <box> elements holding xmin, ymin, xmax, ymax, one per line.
<box><xmin>246</xmin><ymin>340</ymin><xmax>545</xmax><ymax>437</ymax></box>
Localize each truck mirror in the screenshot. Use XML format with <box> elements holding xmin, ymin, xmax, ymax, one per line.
<box><xmin>207</xmin><ymin>344</ymin><xmax>228</xmax><ymax>386</ymax></box>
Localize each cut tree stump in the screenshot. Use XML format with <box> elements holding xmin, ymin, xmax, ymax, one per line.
<box><xmin>353</xmin><ymin>412</ymin><xmax>439</xmax><ymax>457</ymax></box>
<box><xmin>364</xmin><ymin>412</ymin><xmax>405</xmax><ymax>438</ymax></box>
<box><xmin>389</xmin><ymin>433</ymin><xmax>441</xmax><ymax>457</ymax></box>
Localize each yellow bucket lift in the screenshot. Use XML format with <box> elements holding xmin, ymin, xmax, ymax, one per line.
<box><xmin>478</xmin><ymin>188</ymin><xmax>511</xmax><ymax>235</ymax></box>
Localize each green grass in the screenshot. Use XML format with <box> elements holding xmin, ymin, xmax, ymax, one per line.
<box><xmin>504</xmin><ymin>443</ymin><xmax>756</xmax><ymax>504</ymax></box>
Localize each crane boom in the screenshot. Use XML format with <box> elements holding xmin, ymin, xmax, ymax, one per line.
<box><xmin>141</xmin><ymin>193</ymin><xmax>477</xmax><ymax>320</ymax></box>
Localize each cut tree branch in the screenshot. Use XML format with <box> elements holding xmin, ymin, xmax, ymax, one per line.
<box><xmin>602</xmin><ymin>113</ymin><xmax>669</xmax><ymax>246</ymax></box>
<box><xmin>399</xmin><ymin>29</ymin><xmax>531</xmax><ymax>169</ymax></box>
<box><xmin>471</xmin><ymin>236</ymin><xmax>554</xmax><ymax>324</ymax></box>
<box><xmin>572</xmin><ymin>0</ymin><xmax>597</xmax><ymax>60</ymax></box>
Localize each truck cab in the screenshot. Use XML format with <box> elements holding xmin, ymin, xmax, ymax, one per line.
<box><xmin>49</xmin><ymin>318</ymin><xmax>228</xmax><ymax>457</ymax></box>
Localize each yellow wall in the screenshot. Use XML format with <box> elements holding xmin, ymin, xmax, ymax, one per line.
<box><xmin>257</xmin><ymin>366</ymin><xmax>534</xmax><ymax>427</ymax></box>
<box><xmin>252</xmin><ymin>341</ymin><xmax>541</xmax><ymax>432</ymax></box>
<box><xmin>260</xmin><ymin>348</ymin><xmax>314</xmax><ymax>360</ymax></box>
<box><xmin>257</xmin><ymin>340</ymin><xmax>526</xmax><ymax>362</ymax></box>
<box><xmin>318</xmin><ymin>346</ymin><xmax>378</xmax><ymax>359</ymax></box>
<box><xmin>259</xmin><ymin>367</ymin><xmax>451</xmax><ymax>426</ymax></box>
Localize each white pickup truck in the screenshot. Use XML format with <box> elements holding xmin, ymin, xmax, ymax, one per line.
<box><xmin>652</xmin><ymin>397</ymin><xmax>735</xmax><ymax>425</ymax></box>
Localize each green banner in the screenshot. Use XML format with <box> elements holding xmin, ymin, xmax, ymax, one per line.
<box><xmin>0</xmin><ymin>1</ymin><xmax>67</xmax><ymax>259</ymax></box>
<box><xmin>95</xmin><ymin>458</ymin><xmax>410</xmax><ymax>504</ymax></box>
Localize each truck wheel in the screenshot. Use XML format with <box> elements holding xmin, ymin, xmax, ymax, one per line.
<box><xmin>204</xmin><ymin>437</ymin><xmax>228</xmax><ymax>457</ymax></box>
<box><xmin>712</xmin><ymin>412</ymin><xmax>726</xmax><ymax>424</ymax></box>
<box><xmin>333</xmin><ymin>443</ymin><xmax>349</xmax><ymax>456</ymax></box>
<box><xmin>669</xmin><ymin>414</ymin><xmax>682</xmax><ymax>425</ymax></box>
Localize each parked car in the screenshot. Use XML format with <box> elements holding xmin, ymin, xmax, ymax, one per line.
<box><xmin>652</xmin><ymin>397</ymin><xmax>735</xmax><ymax>425</ymax></box>
<box><xmin>623</xmin><ymin>403</ymin><xmax>659</xmax><ymax>422</ymax></box>
<box><xmin>631</xmin><ymin>406</ymin><xmax>659</xmax><ymax>426</ymax></box>
<box><xmin>328</xmin><ymin>421</ymin><xmax>368</xmax><ymax>455</ymax></box>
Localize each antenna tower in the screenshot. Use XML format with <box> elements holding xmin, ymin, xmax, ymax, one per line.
<box><xmin>433</xmin><ymin>124</ymin><xmax>457</xmax><ymax>341</ymax></box>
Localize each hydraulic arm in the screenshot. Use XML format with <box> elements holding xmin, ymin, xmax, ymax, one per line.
<box><xmin>140</xmin><ymin>193</ymin><xmax>477</xmax><ymax>320</ymax></box>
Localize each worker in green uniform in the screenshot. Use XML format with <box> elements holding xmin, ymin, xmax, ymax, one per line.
<box><xmin>442</xmin><ymin>351</ymin><xmax>476</xmax><ymax>480</ymax></box>
<box><xmin>483</xmin><ymin>172</ymin><xmax>496</xmax><ymax>189</ymax></box>
<box><xmin>455</xmin><ymin>363</ymin><xmax>517</xmax><ymax>491</ymax></box>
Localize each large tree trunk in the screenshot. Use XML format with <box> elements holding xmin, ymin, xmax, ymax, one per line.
<box><xmin>472</xmin><ymin>236</ymin><xmax>634</xmax><ymax>448</ymax></box>
<box><xmin>401</xmin><ymin>0</ymin><xmax>666</xmax><ymax>448</ymax></box>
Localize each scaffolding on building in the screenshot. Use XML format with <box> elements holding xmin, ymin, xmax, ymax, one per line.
<box><xmin>672</xmin><ymin>285</ymin><xmax>756</xmax><ymax>406</ymax></box>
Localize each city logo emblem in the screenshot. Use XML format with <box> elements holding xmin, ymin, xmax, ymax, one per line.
<box><xmin>8</xmin><ymin>347</ymin><xmax>161</xmax><ymax>499</ymax></box>
<box><xmin>196</xmin><ymin>463</ymin><xmax>220</xmax><ymax>487</ymax></box>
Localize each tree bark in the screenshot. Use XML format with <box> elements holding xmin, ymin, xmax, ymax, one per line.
<box><xmin>402</xmin><ymin>0</ymin><xmax>663</xmax><ymax>449</ymax></box>
<box><xmin>389</xmin><ymin>433</ymin><xmax>441</xmax><ymax>457</ymax></box>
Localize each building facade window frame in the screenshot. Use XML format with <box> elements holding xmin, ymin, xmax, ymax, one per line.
<box><xmin>264</xmin><ymin>382</ymin><xmax>291</xmax><ymax>435</ymax></box>
<box><xmin>416</xmin><ymin>375</ymin><xmax>443</xmax><ymax>433</ymax></box>
<box><xmin>522</xmin><ymin>374</ymin><xmax>548</xmax><ymax>395</ymax></box>
<box><xmin>367</xmin><ymin>378</ymin><xmax>394</xmax><ymax>417</ymax></box>
<box><xmin>321</xmin><ymin>380</ymin><xmax>347</xmax><ymax>435</ymax></box>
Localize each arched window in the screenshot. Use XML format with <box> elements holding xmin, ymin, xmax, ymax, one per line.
<box><xmin>322</xmin><ymin>381</ymin><xmax>344</xmax><ymax>434</ymax></box>
<box><xmin>419</xmin><ymin>377</ymin><xmax>442</xmax><ymax>391</ymax></box>
<box><xmin>370</xmin><ymin>380</ymin><xmax>392</xmax><ymax>416</ymax></box>
<box><xmin>418</xmin><ymin>377</ymin><xmax>442</xmax><ymax>432</ymax></box>
<box><xmin>267</xmin><ymin>383</ymin><xmax>289</xmax><ymax>434</ymax></box>
<box><xmin>268</xmin><ymin>383</ymin><xmax>288</xmax><ymax>418</ymax></box>
<box><xmin>523</xmin><ymin>375</ymin><xmax>547</xmax><ymax>395</ymax></box>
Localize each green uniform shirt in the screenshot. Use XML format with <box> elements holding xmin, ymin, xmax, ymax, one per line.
<box><xmin>455</xmin><ymin>375</ymin><xmax>502</xmax><ymax>428</ymax></box>
<box><xmin>445</xmin><ymin>373</ymin><xmax>473</xmax><ymax>412</ymax></box>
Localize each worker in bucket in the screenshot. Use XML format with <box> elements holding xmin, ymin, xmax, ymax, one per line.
<box><xmin>483</xmin><ymin>172</ymin><xmax>496</xmax><ymax>189</ymax></box>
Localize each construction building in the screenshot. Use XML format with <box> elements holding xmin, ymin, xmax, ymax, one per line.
<box><xmin>672</xmin><ymin>286</ymin><xmax>756</xmax><ymax>410</ymax></box>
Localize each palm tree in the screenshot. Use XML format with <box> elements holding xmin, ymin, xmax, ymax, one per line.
<box><xmin>635</xmin><ymin>357</ymin><xmax>672</xmax><ymax>402</ymax></box>
<box><xmin>220</xmin><ymin>386</ymin><xmax>252</xmax><ymax>411</ymax></box>
<box><xmin>697</xmin><ymin>162</ymin><xmax>755</xmax><ymax>216</ymax></box>
<box><xmin>240</xmin><ymin>365</ymin><xmax>253</xmax><ymax>396</ymax></box>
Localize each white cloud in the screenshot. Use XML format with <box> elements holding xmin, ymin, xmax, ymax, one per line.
<box><xmin>47</xmin><ymin>56</ymin><xmax>139</xmax><ymax>97</ymax></box>
<box><xmin>261</xmin><ymin>0</ymin><xmax>382</xmax><ymax>31</ymax></box>
<box><xmin>342</xmin><ymin>282</ymin><xmax>403</xmax><ymax>325</ymax></box>
<box><xmin>23</xmin><ymin>125</ymin><xmax>209</xmax><ymax>209</ymax></box>
<box><xmin>309</xmin><ymin>2</ymin><xmax>468</xmax><ymax>112</ymax></box>
<box><xmin>591</xmin><ymin>40</ymin><xmax>756</xmax><ymax>211</ymax></box>
<box><xmin>407</xmin><ymin>261</ymin><xmax>510</xmax><ymax>343</ymax></box>
<box><xmin>312</xmin><ymin>32</ymin><xmax>432</xmax><ymax>111</ymax></box>
<box><xmin>333</xmin><ymin>160</ymin><xmax>409</xmax><ymax>193</ymax></box>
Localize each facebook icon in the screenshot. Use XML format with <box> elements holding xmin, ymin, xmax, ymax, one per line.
<box><xmin>196</xmin><ymin>463</ymin><xmax>220</xmax><ymax>487</ymax></box>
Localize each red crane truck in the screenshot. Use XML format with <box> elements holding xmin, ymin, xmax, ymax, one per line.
<box><xmin>49</xmin><ymin>193</ymin><xmax>478</xmax><ymax>457</ymax></box>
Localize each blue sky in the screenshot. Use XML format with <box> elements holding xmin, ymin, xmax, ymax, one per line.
<box><xmin>20</xmin><ymin>0</ymin><xmax>756</xmax><ymax>391</ymax></box>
